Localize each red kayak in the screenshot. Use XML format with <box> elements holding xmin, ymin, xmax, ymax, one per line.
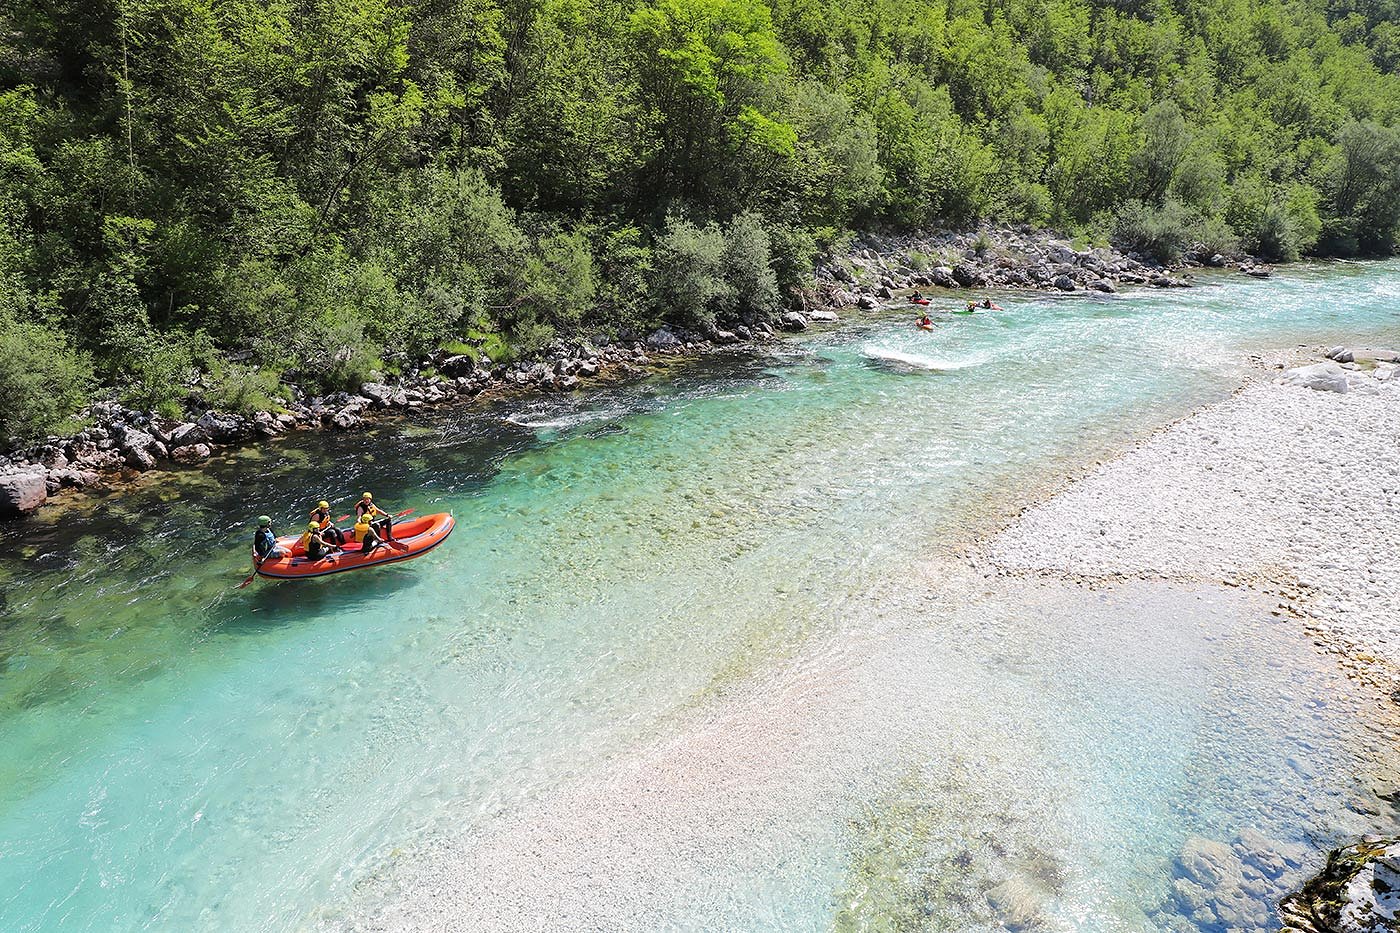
<box><xmin>917</xmin><ymin>322</ymin><xmax>935</xmax><ymax>330</ymax></box>
<box><xmin>252</xmin><ymin>512</ymin><xmax>455</xmax><ymax>580</ymax></box>
<box><xmin>910</xmin><ymin>298</ymin><xmax>931</xmax><ymax>306</ymax></box>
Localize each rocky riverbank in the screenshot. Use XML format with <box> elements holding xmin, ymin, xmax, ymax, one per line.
<box><xmin>0</xmin><ymin>225</ymin><xmax>1256</xmax><ymax>519</ymax></box>
<box><xmin>801</xmin><ymin>226</ymin><xmax>1266</xmax><ymax>318</ymax></box>
<box><xmin>0</xmin><ymin>325</ymin><xmax>772</xmax><ymax>518</ymax></box>
<box><xmin>1280</xmin><ymin>837</ymin><xmax>1399</xmax><ymax>933</ymax></box>
<box><xmin>987</xmin><ymin>345</ymin><xmax>1400</xmax><ymax>693</ymax></box>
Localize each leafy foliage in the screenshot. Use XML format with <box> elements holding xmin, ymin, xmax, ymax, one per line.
<box><xmin>0</xmin><ymin>0</ymin><xmax>1398</xmax><ymax>435</ymax></box>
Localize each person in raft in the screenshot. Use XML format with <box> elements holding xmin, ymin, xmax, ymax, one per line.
<box><xmin>253</xmin><ymin>516</ymin><xmax>284</xmax><ymax>560</ymax></box>
<box><xmin>355</xmin><ymin>492</ymin><xmax>394</xmax><ymax>541</ymax></box>
<box><xmin>309</xmin><ymin>499</ymin><xmax>345</xmax><ymax>545</ymax></box>
<box><xmin>352</xmin><ymin>512</ymin><xmax>384</xmax><ymax>554</ymax></box>
<box><xmin>303</xmin><ymin>521</ymin><xmax>340</xmax><ymax>561</ymax></box>
<box><xmin>918</xmin><ymin>313</ymin><xmax>934</xmax><ymax>327</ymax></box>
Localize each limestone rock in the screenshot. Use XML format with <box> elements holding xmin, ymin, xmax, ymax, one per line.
<box><xmin>171</xmin><ymin>443</ymin><xmax>212</xmax><ymax>464</ymax></box>
<box><xmin>1278</xmin><ymin>362</ymin><xmax>1350</xmax><ymax>394</ymax></box>
<box><xmin>0</xmin><ymin>470</ymin><xmax>47</xmax><ymax>516</ymax></box>
<box><xmin>645</xmin><ymin>327</ymin><xmax>683</xmax><ymax>350</ymax></box>
<box><xmin>780</xmin><ymin>311</ymin><xmax>809</xmax><ymax>331</ymax></box>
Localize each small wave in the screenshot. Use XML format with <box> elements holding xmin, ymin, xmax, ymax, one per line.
<box><xmin>507</xmin><ymin>407</ymin><xmax>628</xmax><ymax>430</ymax></box>
<box><xmin>861</xmin><ymin>345</ymin><xmax>987</xmax><ymax>371</ymax></box>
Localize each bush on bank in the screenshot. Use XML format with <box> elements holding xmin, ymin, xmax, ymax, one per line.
<box><xmin>1</xmin><ymin>0</ymin><xmax>1400</xmax><ymax>439</ymax></box>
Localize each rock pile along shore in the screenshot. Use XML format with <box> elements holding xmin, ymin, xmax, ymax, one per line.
<box><xmin>0</xmin><ymin>226</ymin><xmax>1256</xmax><ymax>518</ymax></box>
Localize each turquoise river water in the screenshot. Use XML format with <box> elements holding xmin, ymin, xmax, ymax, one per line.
<box><xmin>2</xmin><ymin>263</ymin><xmax>1400</xmax><ymax>931</ymax></box>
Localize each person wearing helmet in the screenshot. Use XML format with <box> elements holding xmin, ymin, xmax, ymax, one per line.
<box><xmin>309</xmin><ymin>499</ymin><xmax>345</xmax><ymax>546</ymax></box>
<box><xmin>354</xmin><ymin>492</ymin><xmax>395</xmax><ymax>541</ymax></box>
<box><xmin>304</xmin><ymin>521</ymin><xmax>340</xmax><ymax>561</ymax></box>
<box><xmin>253</xmin><ymin>516</ymin><xmax>284</xmax><ymax>560</ymax></box>
<box><xmin>352</xmin><ymin>513</ymin><xmax>383</xmax><ymax>554</ymax></box>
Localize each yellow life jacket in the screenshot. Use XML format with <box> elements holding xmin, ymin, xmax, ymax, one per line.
<box><xmin>353</xmin><ymin>520</ymin><xmax>371</xmax><ymax>543</ymax></box>
<box><xmin>297</xmin><ymin>530</ymin><xmax>311</xmax><ymax>551</ymax></box>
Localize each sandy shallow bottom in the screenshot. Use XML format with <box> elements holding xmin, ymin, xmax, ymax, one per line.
<box><xmin>988</xmin><ymin>364</ymin><xmax>1400</xmax><ymax>687</ymax></box>
<box><xmin>324</xmin><ymin>562</ymin><xmax>1399</xmax><ymax>932</ymax></box>
<box><xmin>322</xmin><ymin>356</ymin><xmax>1400</xmax><ymax>932</ymax></box>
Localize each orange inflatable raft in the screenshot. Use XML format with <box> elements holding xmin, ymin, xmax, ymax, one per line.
<box><xmin>252</xmin><ymin>512</ymin><xmax>455</xmax><ymax>580</ymax></box>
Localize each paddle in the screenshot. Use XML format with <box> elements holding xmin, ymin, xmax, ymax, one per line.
<box><xmin>380</xmin><ymin>508</ymin><xmax>415</xmax><ymax>551</ymax></box>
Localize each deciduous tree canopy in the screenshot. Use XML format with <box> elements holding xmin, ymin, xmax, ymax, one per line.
<box><xmin>1</xmin><ymin>0</ymin><xmax>1397</xmax><ymax>436</ymax></box>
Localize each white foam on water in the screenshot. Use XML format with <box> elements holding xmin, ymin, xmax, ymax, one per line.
<box><xmin>862</xmin><ymin>344</ymin><xmax>990</xmax><ymax>371</ymax></box>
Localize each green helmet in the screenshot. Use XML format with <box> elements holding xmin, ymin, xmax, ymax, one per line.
<box><xmin>257</xmin><ymin>515</ymin><xmax>272</xmax><ymax>526</ymax></box>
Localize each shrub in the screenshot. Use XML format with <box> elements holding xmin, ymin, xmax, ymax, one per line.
<box><xmin>0</xmin><ymin>311</ymin><xmax>94</xmax><ymax>440</ymax></box>
<box><xmin>593</xmin><ymin>226</ymin><xmax>655</xmax><ymax>335</ymax></box>
<box><xmin>721</xmin><ymin>211</ymin><xmax>779</xmax><ymax>324</ymax></box>
<box><xmin>204</xmin><ymin>361</ymin><xmax>283</xmax><ymax>415</ymax></box>
<box><xmin>650</xmin><ymin>216</ymin><xmax>730</xmax><ymax>328</ymax></box>
<box><xmin>1112</xmin><ymin>199</ymin><xmax>1200</xmax><ymax>263</ymax></box>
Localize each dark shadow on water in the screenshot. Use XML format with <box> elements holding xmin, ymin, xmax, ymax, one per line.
<box><xmin>209</xmin><ymin>563</ymin><xmax>429</xmax><ymax>637</ymax></box>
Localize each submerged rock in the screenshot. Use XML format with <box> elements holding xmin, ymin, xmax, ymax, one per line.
<box><xmin>170</xmin><ymin>443</ymin><xmax>212</xmax><ymax>464</ymax></box>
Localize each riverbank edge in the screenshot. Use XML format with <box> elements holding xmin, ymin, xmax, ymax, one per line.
<box><xmin>0</xmin><ymin>225</ymin><xmax>1268</xmax><ymax>520</ymax></box>
<box><xmin>972</xmin><ymin>345</ymin><xmax>1400</xmax><ymax>697</ymax></box>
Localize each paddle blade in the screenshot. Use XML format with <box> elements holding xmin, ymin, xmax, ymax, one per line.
<box><xmin>393</xmin><ymin>508</ymin><xmax>415</xmax><ymax>518</ymax></box>
<box><xmin>237</xmin><ymin>572</ymin><xmax>255</xmax><ymax>589</ymax></box>
<box><xmin>334</xmin><ymin>514</ymin><xmax>351</xmax><ymax>523</ymax></box>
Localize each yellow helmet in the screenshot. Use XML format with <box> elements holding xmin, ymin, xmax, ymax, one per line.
<box><xmin>318</xmin><ymin>500</ymin><xmax>329</xmax><ymax>509</ymax></box>
<box><xmin>307</xmin><ymin>521</ymin><xmax>320</xmax><ymax>532</ymax></box>
<box><xmin>361</xmin><ymin>492</ymin><xmax>373</xmax><ymax>500</ymax></box>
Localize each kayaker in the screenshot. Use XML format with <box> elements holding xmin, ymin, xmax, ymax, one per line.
<box><xmin>918</xmin><ymin>313</ymin><xmax>933</xmax><ymax>327</ymax></box>
<box><xmin>304</xmin><ymin>522</ymin><xmax>339</xmax><ymax>561</ymax></box>
<box><xmin>355</xmin><ymin>492</ymin><xmax>394</xmax><ymax>541</ymax></box>
<box><xmin>966</xmin><ymin>301</ymin><xmax>977</xmax><ymax>312</ymax></box>
<box><xmin>309</xmin><ymin>499</ymin><xmax>345</xmax><ymax>545</ymax></box>
<box><xmin>253</xmin><ymin>516</ymin><xmax>284</xmax><ymax>560</ymax></box>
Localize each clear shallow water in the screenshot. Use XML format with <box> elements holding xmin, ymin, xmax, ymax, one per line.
<box><xmin>1</xmin><ymin>263</ymin><xmax>1399</xmax><ymax>930</ymax></box>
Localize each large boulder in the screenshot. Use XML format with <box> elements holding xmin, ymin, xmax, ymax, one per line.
<box><xmin>645</xmin><ymin>327</ymin><xmax>683</xmax><ymax>350</ymax></box>
<box><xmin>0</xmin><ymin>470</ymin><xmax>47</xmax><ymax>517</ymax></box>
<box><xmin>779</xmin><ymin>311</ymin><xmax>809</xmax><ymax>332</ymax></box>
<box><xmin>807</xmin><ymin>308</ymin><xmax>840</xmax><ymax>323</ymax></box>
<box><xmin>438</xmin><ymin>354</ymin><xmax>477</xmax><ymax>377</ymax></box>
<box><xmin>1279</xmin><ymin>362</ymin><xmax>1350</xmax><ymax>394</ymax></box>
<box><xmin>1053</xmin><ymin>274</ymin><xmax>1076</xmax><ymax>291</ymax></box>
<box><xmin>195</xmin><ymin>410</ymin><xmax>248</xmax><ymax>443</ymax></box>
<box><xmin>170</xmin><ymin>443</ymin><xmax>212</xmax><ymax>464</ymax></box>
<box><xmin>931</xmin><ymin>266</ymin><xmax>957</xmax><ymax>287</ymax></box>
<box><xmin>167</xmin><ymin>422</ymin><xmax>207</xmax><ymax>447</ymax></box>
<box><xmin>952</xmin><ymin>263</ymin><xmax>984</xmax><ymax>287</ymax></box>
<box><xmin>119</xmin><ymin>428</ymin><xmax>164</xmax><ymax>470</ymax></box>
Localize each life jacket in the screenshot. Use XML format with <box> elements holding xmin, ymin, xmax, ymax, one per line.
<box><xmin>297</xmin><ymin>530</ymin><xmax>312</xmax><ymax>551</ymax></box>
<box><xmin>310</xmin><ymin>507</ymin><xmax>332</xmax><ymax>527</ymax></box>
<box><xmin>356</xmin><ymin>501</ymin><xmax>379</xmax><ymax>521</ymax></box>
<box><xmin>254</xmin><ymin>528</ymin><xmax>277</xmax><ymax>558</ymax></box>
<box><xmin>353</xmin><ymin>520</ymin><xmax>372</xmax><ymax>543</ymax></box>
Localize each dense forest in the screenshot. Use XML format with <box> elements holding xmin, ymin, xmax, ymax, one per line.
<box><xmin>2</xmin><ymin>0</ymin><xmax>1399</xmax><ymax>438</ymax></box>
